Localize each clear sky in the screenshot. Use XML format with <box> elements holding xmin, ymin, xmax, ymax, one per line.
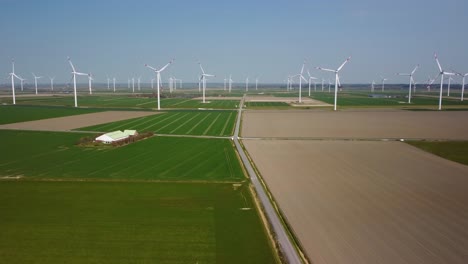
<box><xmin>1</xmin><ymin>0</ymin><xmax>468</xmax><ymax>85</ymax></box>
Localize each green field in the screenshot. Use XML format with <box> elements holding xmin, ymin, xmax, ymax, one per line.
<box><xmin>0</xmin><ymin>105</ymin><xmax>102</xmax><ymax>124</ymax></box>
<box><xmin>1</xmin><ymin>95</ymin><xmax>239</xmax><ymax>109</ymax></box>
<box><xmin>407</xmin><ymin>141</ymin><xmax>468</xmax><ymax>165</ymax></box>
<box><xmin>0</xmin><ymin>181</ymin><xmax>276</xmax><ymax>264</ymax></box>
<box><xmin>0</xmin><ymin>130</ymin><xmax>243</xmax><ymax>181</ymax></box>
<box><xmin>78</xmin><ymin>110</ymin><xmax>237</xmax><ymax>136</ymax></box>
<box><xmin>245</xmin><ymin>102</ymin><xmax>290</xmax><ymax>108</ymax></box>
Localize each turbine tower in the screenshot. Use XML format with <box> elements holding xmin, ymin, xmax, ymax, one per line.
<box><xmin>381</xmin><ymin>76</ymin><xmax>388</xmax><ymax>91</ymax></box>
<box><xmin>68</xmin><ymin>57</ymin><xmax>89</xmax><ymax>107</ymax></box>
<box><xmin>32</xmin><ymin>73</ymin><xmax>42</xmax><ymax>95</ymax></box>
<box><xmin>434</xmin><ymin>53</ymin><xmax>455</xmax><ymax>110</ymax></box>
<box><xmin>88</xmin><ymin>73</ymin><xmax>94</xmax><ymax>95</ymax></box>
<box><xmin>316</xmin><ymin>56</ymin><xmax>351</xmax><ymax>111</ymax></box>
<box><xmin>245</xmin><ymin>77</ymin><xmax>249</xmax><ymax>92</ymax></box>
<box><xmin>447</xmin><ymin>76</ymin><xmax>453</xmax><ymax>96</ymax></box>
<box><xmin>307</xmin><ymin>69</ymin><xmax>318</xmax><ymax>95</ymax></box>
<box><xmin>298</xmin><ymin>61</ymin><xmax>307</xmax><ymax>103</ymax></box>
<box><xmin>197</xmin><ymin>62</ymin><xmax>214</xmax><ymax>103</ymax></box>
<box><xmin>454</xmin><ymin>71</ymin><xmax>467</xmax><ymax>101</ymax></box>
<box><xmin>371</xmin><ymin>80</ymin><xmax>375</xmax><ymax>92</ymax></box>
<box><xmin>49</xmin><ymin>76</ymin><xmax>55</xmax><ymax>91</ymax></box>
<box><xmin>9</xmin><ymin>59</ymin><xmax>21</xmax><ymax>105</ymax></box>
<box><xmin>113</xmin><ymin>77</ymin><xmax>116</xmax><ymax>92</ymax></box>
<box><xmin>397</xmin><ymin>64</ymin><xmax>419</xmax><ymax>104</ymax></box>
<box><xmin>229</xmin><ymin>74</ymin><xmax>233</xmax><ymax>93</ymax></box>
<box><xmin>145</xmin><ymin>59</ymin><xmax>174</xmax><ymax>110</ymax></box>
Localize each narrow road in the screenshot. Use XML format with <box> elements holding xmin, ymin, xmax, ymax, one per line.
<box><xmin>233</xmin><ymin>95</ymin><xmax>303</xmax><ymax>264</ymax></box>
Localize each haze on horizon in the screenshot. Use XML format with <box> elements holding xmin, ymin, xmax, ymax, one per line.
<box><xmin>1</xmin><ymin>0</ymin><xmax>468</xmax><ymax>85</ymax></box>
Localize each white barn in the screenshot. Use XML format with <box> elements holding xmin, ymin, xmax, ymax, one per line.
<box><xmin>95</xmin><ymin>130</ymin><xmax>138</xmax><ymax>144</ymax></box>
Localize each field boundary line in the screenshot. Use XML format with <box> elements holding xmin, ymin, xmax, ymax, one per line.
<box><xmin>203</xmin><ymin>113</ymin><xmax>222</xmax><ymax>135</ymax></box>
<box><xmin>169</xmin><ymin>113</ymin><xmax>201</xmax><ymax>134</ymax></box>
<box><xmin>186</xmin><ymin>113</ymin><xmax>212</xmax><ymax>134</ymax></box>
<box><xmin>138</xmin><ymin>112</ymin><xmax>183</xmax><ymax>131</ymax></box>
<box><xmin>169</xmin><ymin>98</ymin><xmax>194</xmax><ymax>106</ymax></box>
<box><xmin>219</xmin><ymin>112</ymin><xmax>233</xmax><ymax>136</ymax></box>
<box><xmin>136</xmin><ymin>100</ymin><xmax>156</xmax><ymax>106</ymax></box>
<box><xmin>151</xmin><ymin>113</ymin><xmax>191</xmax><ymax>131</ymax></box>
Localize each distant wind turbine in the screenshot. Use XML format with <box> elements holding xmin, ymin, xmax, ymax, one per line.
<box><xmin>454</xmin><ymin>71</ymin><xmax>467</xmax><ymax>101</ymax></box>
<box><xmin>297</xmin><ymin>61</ymin><xmax>307</xmax><ymax>102</ymax></box>
<box><xmin>32</xmin><ymin>73</ymin><xmax>42</xmax><ymax>95</ymax></box>
<box><xmin>145</xmin><ymin>59</ymin><xmax>174</xmax><ymax>110</ymax></box>
<box><xmin>245</xmin><ymin>77</ymin><xmax>249</xmax><ymax>92</ymax></box>
<box><xmin>113</xmin><ymin>77</ymin><xmax>116</xmax><ymax>92</ymax></box>
<box><xmin>197</xmin><ymin>62</ymin><xmax>215</xmax><ymax>103</ymax></box>
<box><xmin>371</xmin><ymin>80</ymin><xmax>375</xmax><ymax>92</ymax></box>
<box><xmin>307</xmin><ymin>69</ymin><xmax>318</xmax><ymax>96</ymax></box>
<box><xmin>447</xmin><ymin>76</ymin><xmax>453</xmax><ymax>96</ymax></box>
<box><xmin>49</xmin><ymin>76</ymin><xmax>55</xmax><ymax>91</ymax></box>
<box><xmin>397</xmin><ymin>64</ymin><xmax>419</xmax><ymax>103</ymax></box>
<box><xmin>88</xmin><ymin>73</ymin><xmax>94</xmax><ymax>95</ymax></box>
<box><xmin>434</xmin><ymin>52</ymin><xmax>456</xmax><ymax>110</ymax></box>
<box><xmin>68</xmin><ymin>57</ymin><xmax>89</xmax><ymax>107</ymax></box>
<box><xmin>381</xmin><ymin>76</ymin><xmax>388</xmax><ymax>91</ymax></box>
<box><xmin>229</xmin><ymin>74</ymin><xmax>233</xmax><ymax>93</ymax></box>
<box><xmin>316</xmin><ymin>56</ymin><xmax>351</xmax><ymax>111</ymax></box>
<box><xmin>9</xmin><ymin>59</ymin><xmax>21</xmax><ymax>104</ymax></box>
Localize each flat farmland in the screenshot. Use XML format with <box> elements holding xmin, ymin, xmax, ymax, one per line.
<box><xmin>241</xmin><ymin>110</ymin><xmax>468</xmax><ymax>140</ymax></box>
<box><xmin>0</xmin><ymin>181</ymin><xmax>276</xmax><ymax>264</ymax></box>
<box><xmin>3</xmin><ymin>95</ymin><xmax>239</xmax><ymax>109</ymax></box>
<box><xmin>0</xmin><ymin>105</ymin><xmax>103</xmax><ymax>124</ymax></box>
<box><xmin>79</xmin><ymin>110</ymin><xmax>237</xmax><ymax>136</ymax></box>
<box><xmin>0</xmin><ymin>111</ymin><xmax>158</xmax><ymax>131</ymax></box>
<box><xmin>243</xmin><ymin>140</ymin><xmax>468</xmax><ymax>264</ymax></box>
<box><xmin>0</xmin><ymin>130</ymin><xmax>243</xmax><ymax>181</ymax></box>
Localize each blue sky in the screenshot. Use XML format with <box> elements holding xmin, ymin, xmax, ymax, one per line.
<box><xmin>1</xmin><ymin>0</ymin><xmax>468</xmax><ymax>85</ymax></box>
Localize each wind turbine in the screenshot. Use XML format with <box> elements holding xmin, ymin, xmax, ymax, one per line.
<box><xmin>137</xmin><ymin>76</ymin><xmax>141</xmax><ymax>91</ymax></box>
<box><xmin>434</xmin><ymin>53</ymin><xmax>456</xmax><ymax>110</ymax></box>
<box><xmin>224</xmin><ymin>77</ymin><xmax>227</xmax><ymax>91</ymax></box>
<box><xmin>113</xmin><ymin>77</ymin><xmax>116</xmax><ymax>92</ymax></box>
<box><xmin>255</xmin><ymin>76</ymin><xmax>259</xmax><ymax>90</ymax></box>
<box><xmin>229</xmin><ymin>74</ymin><xmax>233</xmax><ymax>93</ymax></box>
<box><xmin>371</xmin><ymin>80</ymin><xmax>375</xmax><ymax>92</ymax></box>
<box><xmin>132</xmin><ymin>77</ymin><xmax>135</xmax><ymax>93</ymax></box>
<box><xmin>328</xmin><ymin>79</ymin><xmax>331</xmax><ymax>93</ymax></box>
<box><xmin>397</xmin><ymin>64</ymin><xmax>419</xmax><ymax>104</ymax></box>
<box><xmin>18</xmin><ymin>76</ymin><xmax>26</xmax><ymax>92</ymax></box>
<box><xmin>197</xmin><ymin>62</ymin><xmax>214</xmax><ymax>103</ymax></box>
<box><xmin>245</xmin><ymin>77</ymin><xmax>249</xmax><ymax>92</ymax></box>
<box><xmin>32</xmin><ymin>73</ymin><xmax>42</xmax><ymax>95</ymax></box>
<box><xmin>127</xmin><ymin>78</ymin><xmax>130</xmax><ymax>89</ymax></box>
<box><xmin>106</xmin><ymin>75</ymin><xmax>110</xmax><ymax>90</ymax></box>
<box><xmin>88</xmin><ymin>73</ymin><xmax>94</xmax><ymax>95</ymax></box>
<box><xmin>426</xmin><ymin>75</ymin><xmax>436</xmax><ymax>91</ymax></box>
<box><xmin>316</xmin><ymin>56</ymin><xmax>351</xmax><ymax>111</ymax></box>
<box><xmin>145</xmin><ymin>59</ymin><xmax>174</xmax><ymax>110</ymax></box>
<box><xmin>307</xmin><ymin>69</ymin><xmax>318</xmax><ymax>95</ymax></box>
<box><xmin>297</xmin><ymin>61</ymin><xmax>307</xmax><ymax>102</ymax></box>
<box><xmin>9</xmin><ymin>59</ymin><xmax>21</xmax><ymax>105</ymax></box>
<box><xmin>454</xmin><ymin>71</ymin><xmax>468</xmax><ymax>101</ymax></box>
<box><xmin>151</xmin><ymin>78</ymin><xmax>154</xmax><ymax>89</ymax></box>
<box><xmin>381</xmin><ymin>76</ymin><xmax>388</xmax><ymax>91</ymax></box>
<box><xmin>447</xmin><ymin>76</ymin><xmax>453</xmax><ymax>96</ymax></box>
<box><xmin>49</xmin><ymin>76</ymin><xmax>55</xmax><ymax>91</ymax></box>
<box><xmin>68</xmin><ymin>57</ymin><xmax>89</xmax><ymax>107</ymax></box>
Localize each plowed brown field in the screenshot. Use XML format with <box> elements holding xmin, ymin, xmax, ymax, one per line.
<box><xmin>243</xmin><ymin>140</ymin><xmax>468</xmax><ymax>264</ymax></box>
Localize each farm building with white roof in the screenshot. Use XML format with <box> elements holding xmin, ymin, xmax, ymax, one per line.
<box><xmin>95</xmin><ymin>130</ymin><xmax>138</xmax><ymax>144</ymax></box>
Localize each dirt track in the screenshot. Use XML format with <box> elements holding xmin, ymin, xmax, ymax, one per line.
<box><xmin>243</xmin><ymin>140</ymin><xmax>468</xmax><ymax>264</ymax></box>
<box><xmin>0</xmin><ymin>111</ymin><xmax>158</xmax><ymax>131</ymax></box>
<box><xmin>245</xmin><ymin>95</ymin><xmax>330</xmax><ymax>106</ymax></box>
<box><xmin>242</xmin><ymin>110</ymin><xmax>468</xmax><ymax>140</ymax></box>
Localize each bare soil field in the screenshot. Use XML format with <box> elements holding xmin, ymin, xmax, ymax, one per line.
<box><xmin>243</xmin><ymin>140</ymin><xmax>468</xmax><ymax>264</ymax></box>
<box><xmin>242</xmin><ymin>110</ymin><xmax>468</xmax><ymax>140</ymax></box>
<box><xmin>0</xmin><ymin>111</ymin><xmax>158</xmax><ymax>131</ymax></box>
<box><xmin>245</xmin><ymin>95</ymin><xmax>330</xmax><ymax>106</ymax></box>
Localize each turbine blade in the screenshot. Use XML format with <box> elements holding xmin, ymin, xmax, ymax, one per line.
<box><xmin>199</xmin><ymin>63</ymin><xmax>206</xmax><ymax>74</ymax></box>
<box><xmin>67</xmin><ymin>57</ymin><xmax>76</xmax><ymax>72</ymax></box>
<box><xmin>434</xmin><ymin>53</ymin><xmax>443</xmax><ymax>72</ymax></box>
<box><xmin>411</xmin><ymin>64</ymin><xmax>419</xmax><ymax>75</ymax></box>
<box><xmin>316</xmin><ymin>67</ymin><xmax>335</xmax><ymax>72</ymax></box>
<box><xmin>337</xmin><ymin>56</ymin><xmax>351</xmax><ymax>72</ymax></box>
<box><xmin>158</xmin><ymin>59</ymin><xmax>174</xmax><ymax>72</ymax></box>
<box><xmin>145</xmin><ymin>64</ymin><xmax>157</xmax><ymax>71</ymax></box>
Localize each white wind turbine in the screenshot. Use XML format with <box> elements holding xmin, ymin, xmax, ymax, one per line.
<box><xmin>321</xmin><ymin>78</ymin><xmax>325</xmax><ymax>91</ymax></box>
<box><xmin>49</xmin><ymin>76</ymin><xmax>55</xmax><ymax>91</ymax></box>
<box><xmin>151</xmin><ymin>78</ymin><xmax>155</xmax><ymax>89</ymax></box>
<box><xmin>132</xmin><ymin>77</ymin><xmax>135</xmax><ymax>93</ymax></box>
<box><xmin>434</xmin><ymin>53</ymin><xmax>456</xmax><ymax>110</ymax></box>
<box><xmin>307</xmin><ymin>69</ymin><xmax>318</xmax><ymax>95</ymax></box>
<box><xmin>137</xmin><ymin>76</ymin><xmax>141</xmax><ymax>91</ymax></box>
<box><xmin>297</xmin><ymin>61</ymin><xmax>307</xmax><ymax>102</ymax></box>
<box><xmin>255</xmin><ymin>76</ymin><xmax>259</xmax><ymax>90</ymax></box>
<box><xmin>454</xmin><ymin>71</ymin><xmax>468</xmax><ymax>101</ymax></box>
<box><xmin>106</xmin><ymin>75</ymin><xmax>110</xmax><ymax>90</ymax></box>
<box><xmin>371</xmin><ymin>80</ymin><xmax>375</xmax><ymax>92</ymax></box>
<box><xmin>245</xmin><ymin>77</ymin><xmax>249</xmax><ymax>92</ymax></box>
<box><xmin>447</xmin><ymin>76</ymin><xmax>453</xmax><ymax>96</ymax></box>
<box><xmin>9</xmin><ymin>59</ymin><xmax>21</xmax><ymax>105</ymax></box>
<box><xmin>224</xmin><ymin>77</ymin><xmax>227</xmax><ymax>91</ymax></box>
<box><xmin>197</xmin><ymin>62</ymin><xmax>214</xmax><ymax>103</ymax></box>
<box><xmin>229</xmin><ymin>74</ymin><xmax>233</xmax><ymax>93</ymax></box>
<box><xmin>397</xmin><ymin>64</ymin><xmax>419</xmax><ymax>104</ymax></box>
<box><xmin>127</xmin><ymin>78</ymin><xmax>130</xmax><ymax>89</ymax></box>
<box><xmin>316</xmin><ymin>56</ymin><xmax>351</xmax><ymax>111</ymax></box>
<box><xmin>18</xmin><ymin>76</ymin><xmax>26</xmax><ymax>92</ymax></box>
<box><xmin>381</xmin><ymin>76</ymin><xmax>388</xmax><ymax>91</ymax></box>
<box><xmin>113</xmin><ymin>77</ymin><xmax>116</xmax><ymax>92</ymax></box>
<box><xmin>32</xmin><ymin>73</ymin><xmax>42</xmax><ymax>95</ymax></box>
<box><xmin>68</xmin><ymin>57</ymin><xmax>89</xmax><ymax>107</ymax></box>
<box><xmin>88</xmin><ymin>73</ymin><xmax>94</xmax><ymax>95</ymax></box>
<box><xmin>145</xmin><ymin>59</ymin><xmax>174</xmax><ymax>110</ymax></box>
